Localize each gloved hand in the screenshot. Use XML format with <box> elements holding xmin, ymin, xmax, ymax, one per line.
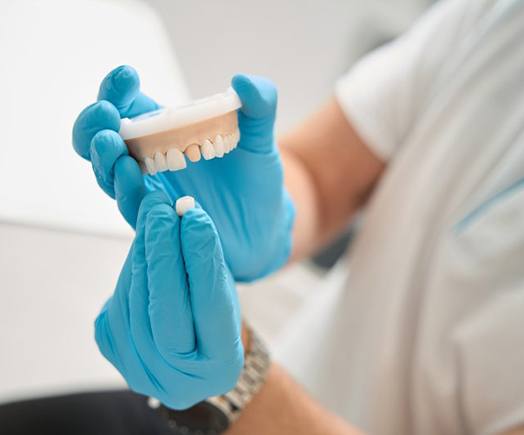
<box><xmin>72</xmin><ymin>65</ymin><xmax>295</xmax><ymax>282</ymax></box>
<box><xmin>94</xmin><ymin>191</ymin><xmax>243</xmax><ymax>410</ymax></box>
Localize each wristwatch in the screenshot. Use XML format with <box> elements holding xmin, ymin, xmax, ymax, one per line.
<box><xmin>148</xmin><ymin>327</ymin><xmax>270</xmax><ymax>434</ymax></box>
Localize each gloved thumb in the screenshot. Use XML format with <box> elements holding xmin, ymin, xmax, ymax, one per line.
<box><xmin>232</xmin><ymin>74</ymin><xmax>277</xmax><ymax>119</ymax></box>
<box><xmin>232</xmin><ymin>74</ymin><xmax>277</xmax><ymax>154</ymax></box>
<box><xmin>98</xmin><ymin>65</ymin><xmax>159</xmax><ymax>118</ymax></box>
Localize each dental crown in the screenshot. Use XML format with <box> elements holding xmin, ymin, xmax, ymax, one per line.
<box><xmin>119</xmin><ymin>88</ymin><xmax>242</xmax><ymax>175</ymax></box>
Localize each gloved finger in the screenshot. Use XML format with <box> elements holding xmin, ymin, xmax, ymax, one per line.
<box><xmin>145</xmin><ymin>204</ymin><xmax>195</xmax><ymax>358</ymax></box>
<box><xmin>128</xmin><ymin>191</ymin><xmax>174</xmax><ymax>368</ymax></box>
<box><xmin>136</xmin><ymin>190</ymin><xmax>173</xmax><ymax>224</ymax></box>
<box><xmin>231</xmin><ymin>74</ymin><xmax>277</xmax><ymax>154</ymax></box>
<box><xmin>114</xmin><ymin>156</ymin><xmax>146</xmax><ymax>228</ymax></box>
<box><xmin>94</xmin><ymin>307</ymin><xmax>145</xmax><ymax>391</ymax></box>
<box><xmin>90</xmin><ymin>129</ymin><xmax>128</xmax><ymax>198</ymax></box>
<box><xmin>180</xmin><ymin>207</ymin><xmax>241</xmax><ymax>360</ymax></box>
<box><xmin>98</xmin><ymin>65</ymin><xmax>160</xmax><ymax>119</ymax></box>
<box><xmin>72</xmin><ymin>100</ymin><xmax>120</xmax><ymax>160</ymax></box>
<box><xmin>94</xmin><ymin>250</ymin><xmax>153</xmax><ymax>393</ymax></box>
<box><xmin>94</xmin><ymin>300</ymin><xmax>118</xmax><ymax>366</ymax></box>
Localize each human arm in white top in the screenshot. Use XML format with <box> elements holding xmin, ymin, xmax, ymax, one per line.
<box><xmin>232</xmin><ymin>0</ymin><xmax>524</xmax><ymax>432</ymax></box>
<box><xmin>281</xmin><ymin>97</ymin><xmax>385</xmax><ymax>261</ymax></box>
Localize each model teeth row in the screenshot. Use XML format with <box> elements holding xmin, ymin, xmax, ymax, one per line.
<box><xmin>142</xmin><ymin>130</ymin><xmax>240</xmax><ymax>175</ymax></box>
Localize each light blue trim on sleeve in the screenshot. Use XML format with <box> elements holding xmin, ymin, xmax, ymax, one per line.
<box><xmin>454</xmin><ymin>176</ymin><xmax>524</xmax><ymax>233</ymax></box>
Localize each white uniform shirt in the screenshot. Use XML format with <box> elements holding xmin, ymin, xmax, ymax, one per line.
<box><xmin>276</xmin><ymin>1</ymin><xmax>524</xmax><ymax>434</ymax></box>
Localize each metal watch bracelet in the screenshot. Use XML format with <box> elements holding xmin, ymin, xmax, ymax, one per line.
<box><xmin>149</xmin><ymin>326</ymin><xmax>271</xmax><ymax>434</ymax></box>
<box><xmin>207</xmin><ymin>328</ymin><xmax>271</xmax><ymax>424</ymax></box>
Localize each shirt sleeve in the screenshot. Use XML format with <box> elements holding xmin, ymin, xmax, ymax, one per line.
<box><xmin>335</xmin><ymin>0</ymin><xmax>490</xmax><ymax>160</ymax></box>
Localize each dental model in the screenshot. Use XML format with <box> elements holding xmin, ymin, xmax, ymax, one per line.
<box><xmin>175</xmin><ymin>196</ymin><xmax>195</xmax><ymax>217</ymax></box>
<box><xmin>119</xmin><ymin>89</ymin><xmax>242</xmax><ymax>175</ymax></box>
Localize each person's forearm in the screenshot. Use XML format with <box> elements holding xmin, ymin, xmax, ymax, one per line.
<box><xmin>225</xmin><ymin>365</ymin><xmax>524</xmax><ymax>435</ymax></box>
<box><xmin>226</xmin><ymin>363</ymin><xmax>363</xmax><ymax>435</ymax></box>
<box><xmin>281</xmin><ymin>147</ymin><xmax>321</xmax><ymax>261</ymax></box>
<box><xmin>279</xmin><ymin>98</ymin><xmax>386</xmax><ymax>261</ymax></box>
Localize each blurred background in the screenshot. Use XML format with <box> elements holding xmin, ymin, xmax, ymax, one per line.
<box><xmin>0</xmin><ymin>0</ymin><xmax>433</xmax><ymax>404</ymax></box>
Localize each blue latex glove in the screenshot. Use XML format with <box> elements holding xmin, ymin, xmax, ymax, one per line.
<box><xmin>72</xmin><ymin>65</ymin><xmax>295</xmax><ymax>282</ymax></box>
<box><xmin>95</xmin><ymin>191</ymin><xmax>243</xmax><ymax>410</ymax></box>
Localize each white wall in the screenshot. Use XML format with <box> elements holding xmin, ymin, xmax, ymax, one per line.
<box><xmin>144</xmin><ymin>0</ymin><xmax>432</xmax><ymax>129</ymax></box>
<box><xmin>0</xmin><ymin>0</ymin><xmax>188</xmax><ymax>237</ymax></box>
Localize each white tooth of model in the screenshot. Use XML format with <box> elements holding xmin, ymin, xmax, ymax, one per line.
<box><xmin>144</xmin><ymin>157</ymin><xmax>157</xmax><ymax>175</ymax></box>
<box><xmin>167</xmin><ymin>149</ymin><xmax>186</xmax><ymax>171</ymax></box>
<box><xmin>175</xmin><ymin>196</ymin><xmax>195</xmax><ymax>216</ymax></box>
<box><xmin>201</xmin><ymin>139</ymin><xmax>216</xmax><ymax>160</ymax></box>
<box><xmin>226</xmin><ymin>134</ymin><xmax>236</xmax><ymax>153</ymax></box>
<box><xmin>222</xmin><ymin>135</ymin><xmax>231</xmax><ymax>153</ymax></box>
<box><xmin>214</xmin><ymin>134</ymin><xmax>225</xmax><ymax>158</ymax></box>
<box><xmin>119</xmin><ymin>88</ymin><xmax>242</xmax><ymax>172</ymax></box>
<box><xmin>185</xmin><ymin>144</ymin><xmax>201</xmax><ymax>162</ymax></box>
<box><xmin>231</xmin><ymin>132</ymin><xmax>240</xmax><ymax>151</ymax></box>
<box><xmin>154</xmin><ymin>151</ymin><xmax>168</xmax><ymax>172</ymax></box>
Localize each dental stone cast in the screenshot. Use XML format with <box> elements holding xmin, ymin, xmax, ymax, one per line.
<box><xmin>119</xmin><ymin>88</ymin><xmax>242</xmax><ymax>175</ymax></box>
<box><xmin>175</xmin><ymin>196</ymin><xmax>196</xmax><ymax>217</ymax></box>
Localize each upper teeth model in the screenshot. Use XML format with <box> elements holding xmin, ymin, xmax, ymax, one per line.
<box><xmin>119</xmin><ymin>88</ymin><xmax>242</xmax><ymax>175</ymax></box>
